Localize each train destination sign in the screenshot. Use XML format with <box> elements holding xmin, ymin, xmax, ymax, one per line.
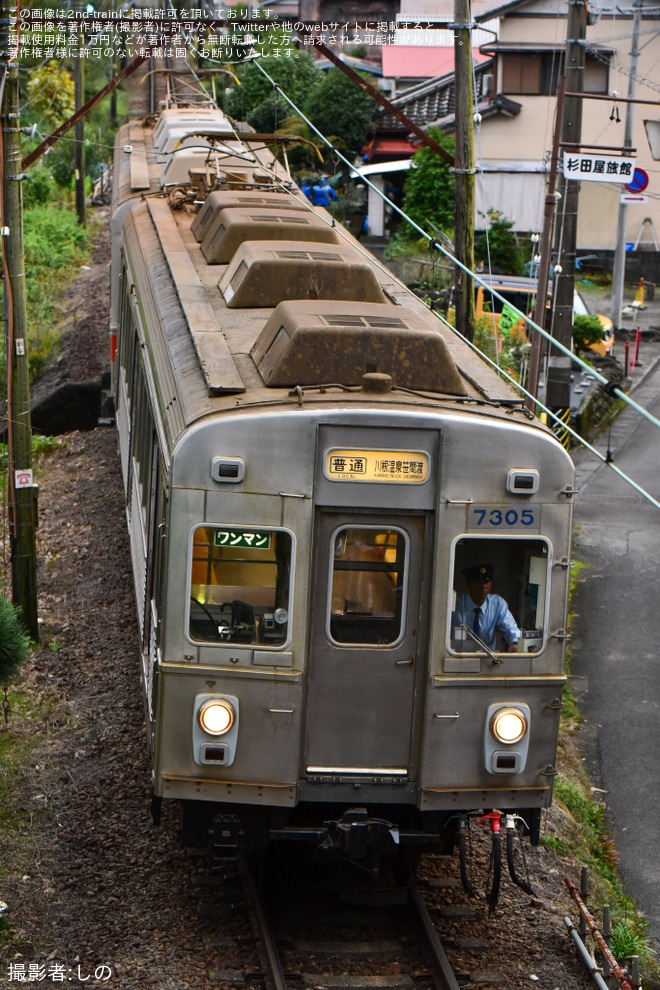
<box><xmin>562</xmin><ymin>152</ymin><xmax>636</xmax><ymax>183</ymax></box>
<box><xmin>214</xmin><ymin>530</ymin><xmax>272</xmax><ymax>549</ymax></box>
<box><xmin>326</xmin><ymin>449</ymin><xmax>429</xmax><ymax>483</ymax></box>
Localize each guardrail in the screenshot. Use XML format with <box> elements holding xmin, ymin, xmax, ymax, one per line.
<box><xmin>564</xmin><ymin>869</ymin><xmax>641</xmax><ymax>990</ymax></box>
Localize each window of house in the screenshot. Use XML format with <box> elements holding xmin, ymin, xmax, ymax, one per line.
<box><xmin>500</xmin><ymin>51</ymin><xmax>607</xmax><ymax>96</ymax></box>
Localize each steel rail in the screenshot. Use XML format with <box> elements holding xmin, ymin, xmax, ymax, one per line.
<box><xmin>238</xmin><ymin>856</ymin><xmax>288</xmax><ymax>990</ymax></box>
<box><xmin>408</xmin><ymin>884</ymin><xmax>462</xmax><ymax>990</ymax></box>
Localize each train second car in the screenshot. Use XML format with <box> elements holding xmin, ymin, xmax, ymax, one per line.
<box><xmin>110</xmin><ymin>100</ymin><xmax>574</xmax><ymax>872</ymax></box>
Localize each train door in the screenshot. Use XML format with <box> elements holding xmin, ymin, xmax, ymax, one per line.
<box><xmin>304</xmin><ymin>512</ymin><xmax>426</xmax><ymax>774</ymax></box>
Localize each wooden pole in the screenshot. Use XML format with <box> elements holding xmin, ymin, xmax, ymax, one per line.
<box><xmin>74</xmin><ymin>43</ymin><xmax>86</xmax><ymax>225</ymax></box>
<box><xmin>453</xmin><ymin>0</ymin><xmax>476</xmax><ymax>341</ymax></box>
<box><xmin>1</xmin><ymin>40</ymin><xmax>39</xmax><ymax>640</ymax></box>
<box><xmin>547</xmin><ymin>0</ymin><xmax>587</xmax><ymax>411</ymax></box>
<box><xmin>526</xmin><ymin>78</ymin><xmax>566</xmax><ymax>412</ymax></box>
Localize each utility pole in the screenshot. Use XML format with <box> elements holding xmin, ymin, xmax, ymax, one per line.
<box><xmin>74</xmin><ymin>8</ymin><xmax>86</xmax><ymax>225</ymax></box>
<box><xmin>547</xmin><ymin>0</ymin><xmax>587</xmax><ymax>413</ymax></box>
<box><xmin>526</xmin><ymin>78</ymin><xmax>566</xmax><ymax>413</ymax></box>
<box><xmin>1</xmin><ymin>13</ymin><xmax>39</xmax><ymax>640</ymax></box>
<box><xmin>610</xmin><ymin>0</ymin><xmax>642</xmax><ymax>329</ymax></box>
<box><xmin>453</xmin><ymin>0</ymin><xmax>476</xmax><ymax>340</ymax></box>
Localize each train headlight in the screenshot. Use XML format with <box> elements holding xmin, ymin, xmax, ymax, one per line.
<box><xmin>491</xmin><ymin>707</ymin><xmax>527</xmax><ymax>744</ymax></box>
<box><xmin>199</xmin><ymin>699</ymin><xmax>235</xmax><ymax>735</ymax></box>
<box><xmin>484</xmin><ymin>703</ymin><xmax>531</xmax><ymax>775</ymax></box>
<box><xmin>193</xmin><ymin>694</ymin><xmax>239</xmax><ymax>767</ymax></box>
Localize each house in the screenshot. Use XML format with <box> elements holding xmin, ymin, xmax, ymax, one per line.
<box><xmin>365</xmin><ymin>0</ymin><xmax>660</xmax><ymax>255</ymax></box>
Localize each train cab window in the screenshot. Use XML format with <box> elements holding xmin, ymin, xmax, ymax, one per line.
<box><xmin>188</xmin><ymin>526</ymin><xmax>292</xmax><ymax>646</ymax></box>
<box><xmin>329</xmin><ymin>527</ymin><xmax>406</xmax><ymax>645</ymax></box>
<box><xmin>449</xmin><ymin>538</ymin><xmax>549</xmax><ymax>655</ymax></box>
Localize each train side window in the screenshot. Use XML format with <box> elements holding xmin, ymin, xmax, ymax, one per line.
<box><xmin>449</xmin><ymin>538</ymin><xmax>549</xmax><ymax>655</ymax></box>
<box><xmin>329</xmin><ymin>527</ymin><xmax>406</xmax><ymax>645</ymax></box>
<box><xmin>188</xmin><ymin>526</ymin><xmax>292</xmax><ymax>646</ymax></box>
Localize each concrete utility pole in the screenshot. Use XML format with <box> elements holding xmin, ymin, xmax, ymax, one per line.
<box><xmin>1</xmin><ymin>15</ymin><xmax>39</xmax><ymax>640</ymax></box>
<box><xmin>453</xmin><ymin>0</ymin><xmax>476</xmax><ymax>341</ymax></box>
<box><xmin>547</xmin><ymin>0</ymin><xmax>587</xmax><ymax>412</ymax></box>
<box><xmin>610</xmin><ymin>0</ymin><xmax>642</xmax><ymax>329</ymax></box>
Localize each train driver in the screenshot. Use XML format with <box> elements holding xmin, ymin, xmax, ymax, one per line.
<box><xmin>452</xmin><ymin>564</ymin><xmax>520</xmax><ymax>653</ymax></box>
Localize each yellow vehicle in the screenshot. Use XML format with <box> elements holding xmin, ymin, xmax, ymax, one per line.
<box><xmin>475</xmin><ymin>275</ymin><xmax>614</xmax><ymax>356</ymax></box>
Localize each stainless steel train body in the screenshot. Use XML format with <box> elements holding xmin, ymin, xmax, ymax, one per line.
<box><xmin>110</xmin><ymin>104</ymin><xmax>575</xmax><ymax>861</ymax></box>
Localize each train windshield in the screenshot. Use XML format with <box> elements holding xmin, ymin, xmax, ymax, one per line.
<box><xmin>188</xmin><ymin>526</ymin><xmax>292</xmax><ymax>646</ymax></box>
<box><xmin>449</xmin><ymin>537</ymin><xmax>549</xmax><ymax>655</ymax></box>
<box><xmin>329</xmin><ymin>527</ymin><xmax>406</xmax><ymax>645</ymax></box>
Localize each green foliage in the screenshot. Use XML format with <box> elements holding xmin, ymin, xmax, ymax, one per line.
<box><xmin>24</xmin><ymin>206</ymin><xmax>88</xmax><ymax>270</ymax></box>
<box><xmin>0</xmin><ymin>205</ymin><xmax>93</xmax><ymax>391</ymax></box>
<box><xmin>0</xmin><ymin>598</ymin><xmax>29</xmax><ymax>685</ymax></box>
<box><xmin>475</xmin><ymin>209</ymin><xmax>526</xmax><ymax>275</ymax></box>
<box><xmin>541</xmin><ymin>833</ymin><xmax>568</xmax><ymax>855</ymax></box>
<box><xmin>224</xmin><ymin>53</ymin><xmax>319</xmax><ymax>123</ymax></box>
<box><xmin>22</xmin><ymin>166</ymin><xmax>57</xmax><ymax>208</ymax></box>
<box><xmin>609</xmin><ymin>919</ymin><xmax>654</xmax><ymax>961</ymax></box>
<box><xmin>26</xmin><ymin>61</ymin><xmax>75</xmax><ymax>130</ymax></box>
<box><xmin>573</xmin><ymin>314</ymin><xmax>605</xmax><ymax>350</ymax></box>
<box><xmin>401</xmin><ymin>128</ymin><xmax>455</xmax><ymax>240</ymax></box>
<box><xmin>247</xmin><ymin>94</ymin><xmax>291</xmax><ymax>133</ymax></box>
<box><xmin>303</xmin><ymin>68</ymin><xmax>377</xmax><ymax>156</ymax></box>
<box><xmin>32</xmin><ymin>435</ymin><xmax>65</xmax><ymax>459</ymax></box>
<box><xmin>471</xmin><ymin>313</ymin><xmax>499</xmax><ymax>362</ymax></box>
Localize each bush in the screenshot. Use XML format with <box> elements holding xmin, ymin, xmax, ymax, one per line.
<box><xmin>573</xmin><ymin>314</ymin><xmax>605</xmax><ymax>350</ymax></box>
<box><xmin>0</xmin><ymin>598</ymin><xmax>29</xmax><ymax>686</ymax></box>
<box><xmin>22</xmin><ymin>167</ymin><xmax>57</xmax><ymax>208</ymax></box>
<box><xmin>401</xmin><ymin>128</ymin><xmax>455</xmax><ymax>239</ymax></box>
<box><xmin>475</xmin><ymin>209</ymin><xmax>526</xmax><ymax>274</ymax></box>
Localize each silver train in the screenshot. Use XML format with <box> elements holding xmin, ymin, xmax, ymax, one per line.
<box><xmin>110</xmin><ymin>101</ymin><xmax>575</xmax><ymax>869</ymax></box>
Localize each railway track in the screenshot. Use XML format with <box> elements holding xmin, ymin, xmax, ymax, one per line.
<box><xmin>240</xmin><ymin>854</ymin><xmax>462</xmax><ymax>990</ymax></box>
<box><xmin>187</xmin><ymin>850</ymin><xmax>528</xmax><ymax>990</ymax></box>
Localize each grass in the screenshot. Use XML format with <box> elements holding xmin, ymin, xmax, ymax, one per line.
<box><xmin>0</xmin><ymin>205</ymin><xmax>99</xmax><ymax>389</ymax></box>
<box><xmin>549</xmin><ymin>555</ymin><xmax>660</xmax><ymax>980</ymax></box>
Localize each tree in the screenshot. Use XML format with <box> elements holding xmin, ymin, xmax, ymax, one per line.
<box><xmin>223</xmin><ymin>52</ymin><xmax>320</xmax><ymax>123</ymax></box>
<box><xmin>304</xmin><ymin>67</ymin><xmax>377</xmax><ymax>156</ymax></box>
<box><xmin>573</xmin><ymin>314</ymin><xmax>605</xmax><ymax>350</ymax></box>
<box><xmin>401</xmin><ymin>128</ymin><xmax>455</xmax><ymax>239</ymax></box>
<box><xmin>25</xmin><ymin>61</ymin><xmax>75</xmax><ymax>131</ymax></box>
<box><xmin>475</xmin><ymin>209</ymin><xmax>526</xmax><ymax>275</ymax></box>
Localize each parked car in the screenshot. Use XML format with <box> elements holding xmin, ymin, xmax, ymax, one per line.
<box><xmin>474</xmin><ymin>275</ymin><xmax>614</xmax><ymax>356</ymax></box>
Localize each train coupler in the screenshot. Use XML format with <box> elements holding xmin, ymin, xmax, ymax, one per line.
<box><xmin>325</xmin><ymin>807</ymin><xmax>400</xmax><ymax>860</ymax></box>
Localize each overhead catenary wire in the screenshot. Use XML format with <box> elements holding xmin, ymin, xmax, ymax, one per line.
<box><xmin>245</xmin><ymin>57</ymin><xmax>660</xmax><ymax>510</ymax></box>
<box><xmin>251</xmin><ymin>59</ymin><xmax>660</xmax><ymax>427</ymax></box>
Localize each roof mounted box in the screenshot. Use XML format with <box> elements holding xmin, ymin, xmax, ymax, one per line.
<box><xmin>201</xmin><ymin>207</ymin><xmax>339</xmax><ymax>264</ymax></box>
<box><xmin>192</xmin><ymin>189</ymin><xmax>307</xmax><ymax>242</ymax></box>
<box><xmin>152</xmin><ymin>107</ymin><xmax>233</xmax><ymax>152</ymax></box>
<box><xmin>251</xmin><ymin>300</ymin><xmax>466</xmax><ymax>394</ymax></box>
<box><xmin>219</xmin><ymin>241</ymin><xmax>386</xmax><ymax>308</ymax></box>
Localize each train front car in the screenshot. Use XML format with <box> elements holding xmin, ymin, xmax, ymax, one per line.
<box><xmin>111</xmin><ymin>104</ymin><xmax>575</xmax><ymax>877</ymax></box>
